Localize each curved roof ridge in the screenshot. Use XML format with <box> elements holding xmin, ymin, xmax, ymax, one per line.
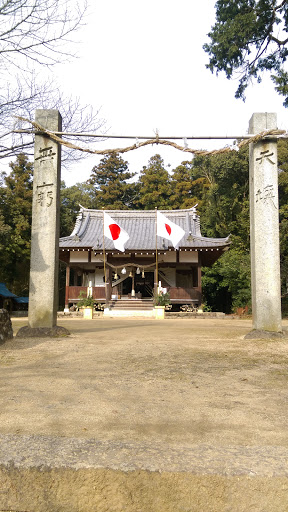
<box><xmin>192</xmin><ymin>234</ymin><xmax>231</xmax><ymax>243</ymax></box>
<box><xmin>77</xmin><ymin>212</ymin><xmax>90</xmax><ymax>239</ymax></box>
<box><xmin>70</xmin><ymin>207</ymin><xmax>85</xmax><ymax>236</ymax></box>
<box><xmin>77</xmin><ymin>207</ymin><xmax>198</xmax><ymax>214</ymax></box>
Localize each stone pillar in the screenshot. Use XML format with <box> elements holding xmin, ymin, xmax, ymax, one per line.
<box><xmin>28</xmin><ymin>110</ymin><xmax>62</xmax><ymax>328</ymax></box>
<box><xmin>249</xmin><ymin>113</ymin><xmax>282</xmax><ymax>333</ymax></box>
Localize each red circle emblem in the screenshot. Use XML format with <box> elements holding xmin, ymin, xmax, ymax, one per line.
<box><xmin>109</xmin><ymin>224</ymin><xmax>121</xmax><ymax>240</ymax></box>
<box><xmin>165</xmin><ymin>223</ymin><xmax>172</xmax><ymax>236</ymax></box>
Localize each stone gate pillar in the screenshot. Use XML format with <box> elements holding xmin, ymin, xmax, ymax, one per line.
<box><xmin>249</xmin><ymin>112</ymin><xmax>282</xmax><ymax>333</ymax></box>
<box><xmin>28</xmin><ymin>110</ymin><xmax>62</xmax><ymax>329</ymax></box>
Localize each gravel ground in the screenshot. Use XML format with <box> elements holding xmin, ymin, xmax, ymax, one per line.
<box><xmin>1</xmin><ymin>316</ymin><xmax>287</xmax><ymax>448</ymax></box>
<box><xmin>1</xmin><ymin>317</ymin><xmax>288</xmax><ymax>511</ymax></box>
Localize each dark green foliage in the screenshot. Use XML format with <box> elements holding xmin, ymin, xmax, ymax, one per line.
<box><xmin>192</xmin><ymin>146</ymin><xmax>251</xmax><ymax>312</ymax></box>
<box><xmin>60</xmin><ymin>181</ymin><xmax>96</xmax><ymax>236</ymax></box>
<box><xmin>193</xmin><ymin>147</ymin><xmax>250</xmax><ymax>247</ymax></box>
<box><xmin>88</xmin><ymin>153</ymin><xmax>137</xmax><ymax>209</ymax></box>
<box><xmin>204</xmin><ymin>0</ymin><xmax>288</xmax><ymax>105</ymax></box>
<box><xmin>153</xmin><ymin>290</ymin><xmax>171</xmax><ymax>306</ymax></box>
<box><xmin>170</xmin><ymin>160</ymin><xmax>209</xmax><ymax>210</ymax></box>
<box><xmin>202</xmin><ymin>247</ymin><xmax>251</xmax><ymax>312</ymax></box>
<box><xmin>0</xmin><ymin>153</ymin><xmax>33</xmax><ymax>295</ymax></box>
<box><xmin>136</xmin><ymin>154</ymin><xmax>172</xmax><ymax>209</ymax></box>
<box><xmin>278</xmin><ymin>139</ymin><xmax>288</xmax><ymax>297</ymax></box>
<box><xmin>77</xmin><ymin>291</ymin><xmax>95</xmax><ymax>308</ymax></box>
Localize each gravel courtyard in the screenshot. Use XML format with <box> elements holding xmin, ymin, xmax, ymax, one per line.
<box><xmin>1</xmin><ymin>316</ymin><xmax>287</xmax><ymax>447</ymax></box>
<box><xmin>1</xmin><ymin>316</ymin><xmax>288</xmax><ymax>511</ymax></box>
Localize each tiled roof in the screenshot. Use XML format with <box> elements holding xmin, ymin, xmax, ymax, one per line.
<box><xmin>59</xmin><ymin>207</ymin><xmax>230</xmax><ymax>251</ymax></box>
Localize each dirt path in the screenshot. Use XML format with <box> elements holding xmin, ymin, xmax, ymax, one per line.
<box><xmin>1</xmin><ymin>316</ymin><xmax>287</xmax><ymax>448</ymax></box>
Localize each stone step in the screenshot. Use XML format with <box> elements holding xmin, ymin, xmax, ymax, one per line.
<box><xmin>1</xmin><ymin>435</ymin><xmax>287</xmax><ymax>512</ymax></box>
<box><xmin>109</xmin><ymin>300</ymin><xmax>154</xmax><ymax>310</ymax></box>
<box><xmin>110</xmin><ymin>306</ymin><xmax>154</xmax><ymax>311</ymax></box>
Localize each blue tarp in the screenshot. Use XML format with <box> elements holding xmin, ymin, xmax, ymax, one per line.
<box><xmin>14</xmin><ymin>297</ymin><xmax>29</xmax><ymax>304</ymax></box>
<box><xmin>0</xmin><ymin>283</ymin><xmax>17</xmax><ymax>298</ymax></box>
<box><xmin>0</xmin><ymin>283</ymin><xmax>28</xmax><ymax>304</ymax></box>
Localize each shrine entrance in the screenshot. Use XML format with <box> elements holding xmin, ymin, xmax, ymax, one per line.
<box><xmin>117</xmin><ymin>272</ymin><xmax>154</xmax><ymax>298</ymax></box>
<box><xmin>16</xmin><ymin>109</ymin><xmax>286</xmax><ymax>338</ymax></box>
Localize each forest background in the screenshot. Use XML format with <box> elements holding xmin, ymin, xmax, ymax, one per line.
<box><xmin>1</xmin><ymin>140</ymin><xmax>288</xmax><ymax>314</ymax></box>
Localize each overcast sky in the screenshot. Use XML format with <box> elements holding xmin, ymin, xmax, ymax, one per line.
<box><xmin>54</xmin><ymin>0</ymin><xmax>287</xmax><ymax>186</ymax></box>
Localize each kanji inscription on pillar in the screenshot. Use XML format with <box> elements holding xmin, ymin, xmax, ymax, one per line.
<box><xmin>254</xmin><ymin>149</ymin><xmax>277</xmax><ymax>209</ymax></box>
<box><xmin>28</xmin><ymin>110</ymin><xmax>62</xmax><ymax>329</ymax></box>
<box><xmin>255</xmin><ymin>149</ymin><xmax>276</xmax><ymax>165</ymax></box>
<box><xmin>255</xmin><ymin>184</ymin><xmax>277</xmax><ymax>209</ymax></box>
<box><xmin>249</xmin><ymin>112</ymin><xmax>282</xmax><ymax>333</ymax></box>
<box><xmin>35</xmin><ymin>146</ymin><xmax>56</xmax><ymax>164</ymax></box>
<box><xmin>37</xmin><ymin>183</ymin><xmax>54</xmax><ymax>207</ymax></box>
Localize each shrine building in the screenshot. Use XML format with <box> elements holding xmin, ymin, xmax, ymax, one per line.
<box><xmin>59</xmin><ymin>206</ymin><xmax>230</xmax><ymax>310</ymax></box>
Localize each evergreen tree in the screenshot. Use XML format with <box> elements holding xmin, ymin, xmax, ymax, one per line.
<box><xmin>192</xmin><ymin>147</ymin><xmax>251</xmax><ymax>312</ymax></box>
<box><xmin>202</xmin><ymin>248</ymin><xmax>251</xmax><ymax>313</ymax></box>
<box><xmin>200</xmin><ymin>141</ymin><xmax>288</xmax><ymax>313</ymax></box>
<box><xmin>60</xmin><ymin>181</ymin><xmax>96</xmax><ymax>236</ymax></box>
<box><xmin>136</xmin><ymin>154</ymin><xmax>172</xmax><ymax>209</ymax></box>
<box><xmin>204</xmin><ymin>0</ymin><xmax>288</xmax><ymax>105</ymax></box>
<box><xmin>278</xmin><ymin>138</ymin><xmax>288</xmax><ymax>306</ymax></box>
<box><xmin>89</xmin><ymin>153</ymin><xmax>137</xmax><ymax>209</ymax></box>
<box><xmin>0</xmin><ymin>153</ymin><xmax>33</xmax><ymax>294</ymax></box>
<box><xmin>170</xmin><ymin>160</ymin><xmax>210</xmax><ymax>210</ymax></box>
<box><xmin>193</xmin><ymin>147</ymin><xmax>250</xmax><ymax>248</ymax></box>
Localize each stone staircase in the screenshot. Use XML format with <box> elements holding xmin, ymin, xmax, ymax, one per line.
<box><xmin>106</xmin><ymin>298</ymin><xmax>154</xmax><ymax>317</ymax></box>
<box><xmin>109</xmin><ymin>298</ymin><xmax>154</xmax><ymax>310</ymax></box>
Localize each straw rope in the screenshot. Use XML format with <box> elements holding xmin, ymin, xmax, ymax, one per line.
<box><xmin>16</xmin><ymin>116</ymin><xmax>286</xmax><ymax>157</ymax></box>
<box><xmin>105</xmin><ymin>261</ymin><xmax>155</xmax><ymax>270</ymax></box>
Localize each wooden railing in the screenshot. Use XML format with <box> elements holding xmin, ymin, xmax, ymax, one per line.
<box><xmin>66</xmin><ymin>286</ymin><xmax>201</xmax><ymax>304</ymax></box>
<box><xmin>168</xmin><ymin>287</ymin><xmax>201</xmax><ymax>302</ymax></box>
<box><xmin>66</xmin><ymin>286</ymin><xmax>106</xmax><ymax>302</ymax></box>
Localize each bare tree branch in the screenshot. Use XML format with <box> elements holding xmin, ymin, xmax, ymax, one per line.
<box><xmin>0</xmin><ymin>0</ymin><xmax>106</xmax><ymax>165</ymax></box>
<box><xmin>270</xmin><ymin>35</ymin><xmax>288</xmax><ymax>45</ymax></box>
<box><xmin>0</xmin><ymin>0</ymin><xmax>87</xmax><ymax>68</ymax></box>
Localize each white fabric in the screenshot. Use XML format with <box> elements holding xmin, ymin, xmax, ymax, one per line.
<box><xmin>103</xmin><ymin>212</ymin><xmax>129</xmax><ymax>252</ymax></box>
<box><xmin>157</xmin><ymin>210</ymin><xmax>185</xmax><ymax>248</ymax></box>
